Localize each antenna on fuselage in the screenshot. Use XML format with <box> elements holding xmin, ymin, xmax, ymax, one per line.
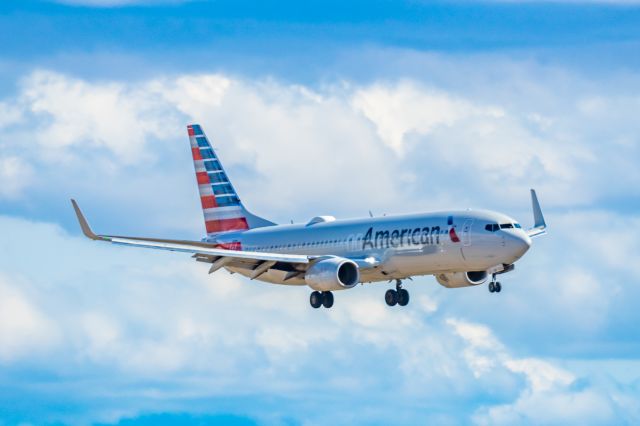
<box><xmin>369</xmin><ymin>210</ymin><xmax>373</xmax><ymax>218</ymax></box>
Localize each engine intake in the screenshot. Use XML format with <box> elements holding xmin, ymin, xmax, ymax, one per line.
<box><xmin>305</xmin><ymin>257</ymin><xmax>360</xmax><ymax>291</ymax></box>
<box><xmin>436</xmin><ymin>271</ymin><xmax>488</xmax><ymax>288</ymax></box>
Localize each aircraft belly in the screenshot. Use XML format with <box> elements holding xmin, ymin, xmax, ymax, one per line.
<box><xmin>381</xmin><ymin>245</ymin><xmax>463</xmax><ymax>277</ymax></box>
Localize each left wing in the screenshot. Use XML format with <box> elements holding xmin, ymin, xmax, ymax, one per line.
<box><xmin>71</xmin><ymin>200</ymin><xmax>311</xmax><ymax>274</ymax></box>
<box><xmin>526</xmin><ymin>189</ymin><xmax>547</xmax><ymax>238</ymax></box>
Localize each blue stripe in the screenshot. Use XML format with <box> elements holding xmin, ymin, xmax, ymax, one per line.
<box><xmin>200</xmin><ymin>148</ymin><xmax>215</xmax><ymax>159</ymax></box>
<box><xmin>208</xmin><ymin>172</ymin><xmax>228</xmax><ymax>183</ymax></box>
<box><xmin>204</xmin><ymin>161</ymin><xmax>222</xmax><ymax>172</ymax></box>
<box><xmin>212</xmin><ymin>184</ymin><xmax>235</xmax><ymax>195</ymax></box>
<box><xmin>196</xmin><ymin>136</ymin><xmax>210</xmax><ymax>148</ymax></box>
<box><xmin>215</xmin><ymin>195</ymin><xmax>241</xmax><ymax>206</ymax></box>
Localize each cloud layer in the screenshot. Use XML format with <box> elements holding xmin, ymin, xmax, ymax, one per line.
<box><xmin>0</xmin><ymin>214</ymin><xmax>637</xmax><ymax>425</ymax></box>
<box><xmin>0</xmin><ymin>64</ymin><xmax>639</xmax><ymax>424</ymax></box>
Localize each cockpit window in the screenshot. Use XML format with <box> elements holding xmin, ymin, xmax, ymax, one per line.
<box><xmin>514</xmin><ymin>223</ymin><xmax>522</xmax><ymax>229</ymax></box>
<box><xmin>500</xmin><ymin>223</ymin><xmax>514</xmax><ymax>229</ymax></box>
<box><xmin>485</xmin><ymin>223</ymin><xmax>499</xmax><ymax>232</ymax></box>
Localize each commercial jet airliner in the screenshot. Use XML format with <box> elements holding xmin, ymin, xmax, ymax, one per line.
<box><xmin>72</xmin><ymin>124</ymin><xmax>547</xmax><ymax>309</ymax></box>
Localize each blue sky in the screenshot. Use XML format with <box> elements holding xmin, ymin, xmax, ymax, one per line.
<box><xmin>1</xmin><ymin>0</ymin><xmax>640</xmax><ymax>425</ymax></box>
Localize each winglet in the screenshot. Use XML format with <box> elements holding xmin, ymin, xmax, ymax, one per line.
<box><xmin>70</xmin><ymin>199</ymin><xmax>100</xmax><ymax>240</ymax></box>
<box><xmin>528</xmin><ymin>189</ymin><xmax>547</xmax><ymax>237</ymax></box>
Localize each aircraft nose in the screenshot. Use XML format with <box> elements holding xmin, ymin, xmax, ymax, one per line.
<box><xmin>507</xmin><ymin>232</ymin><xmax>531</xmax><ymax>259</ymax></box>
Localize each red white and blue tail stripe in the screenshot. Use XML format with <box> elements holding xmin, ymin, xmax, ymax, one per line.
<box><xmin>187</xmin><ymin>124</ymin><xmax>274</xmax><ymax>235</ymax></box>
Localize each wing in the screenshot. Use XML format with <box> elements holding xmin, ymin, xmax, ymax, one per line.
<box><xmin>71</xmin><ymin>200</ymin><xmax>310</xmax><ymax>277</ymax></box>
<box><xmin>526</xmin><ymin>189</ymin><xmax>547</xmax><ymax>238</ymax></box>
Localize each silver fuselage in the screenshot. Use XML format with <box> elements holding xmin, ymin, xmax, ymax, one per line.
<box><xmin>211</xmin><ymin>209</ymin><xmax>532</xmax><ymax>286</ymax></box>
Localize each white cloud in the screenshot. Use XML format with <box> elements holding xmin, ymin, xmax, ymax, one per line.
<box><xmin>447</xmin><ymin>318</ymin><xmax>627</xmax><ymax>426</ymax></box>
<box><xmin>0</xmin><ymin>276</ymin><xmax>58</xmax><ymax>362</ymax></box>
<box><xmin>0</xmin><ymin>66</ymin><xmax>635</xmax><ymax>222</ymax></box>
<box><xmin>352</xmin><ymin>81</ymin><xmax>489</xmax><ymax>155</ymax></box>
<box><xmin>0</xmin><ymin>63</ymin><xmax>639</xmax><ymax>423</ymax></box>
<box><xmin>20</xmin><ymin>70</ymin><xmax>180</xmax><ymax>163</ymax></box>
<box><xmin>0</xmin><ymin>156</ymin><xmax>33</xmax><ymax>199</ymax></box>
<box><xmin>0</xmin><ymin>214</ymin><xmax>637</xmax><ymax>424</ymax></box>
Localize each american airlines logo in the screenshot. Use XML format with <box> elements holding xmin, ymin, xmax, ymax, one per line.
<box><xmin>362</xmin><ymin>226</ymin><xmax>444</xmax><ymax>250</ymax></box>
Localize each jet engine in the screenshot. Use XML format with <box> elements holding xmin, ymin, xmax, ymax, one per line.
<box><xmin>305</xmin><ymin>257</ymin><xmax>360</xmax><ymax>291</ymax></box>
<box><xmin>435</xmin><ymin>271</ymin><xmax>488</xmax><ymax>288</ymax></box>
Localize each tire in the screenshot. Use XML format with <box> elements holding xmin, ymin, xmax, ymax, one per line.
<box><xmin>385</xmin><ymin>289</ymin><xmax>398</xmax><ymax>306</ymax></box>
<box><xmin>398</xmin><ymin>289</ymin><xmax>410</xmax><ymax>306</ymax></box>
<box><xmin>322</xmin><ymin>291</ymin><xmax>334</xmax><ymax>308</ymax></box>
<box><xmin>310</xmin><ymin>291</ymin><xmax>322</xmax><ymax>308</ymax></box>
<box><xmin>488</xmin><ymin>282</ymin><xmax>495</xmax><ymax>293</ymax></box>
<box><xmin>495</xmin><ymin>282</ymin><xmax>502</xmax><ymax>293</ymax></box>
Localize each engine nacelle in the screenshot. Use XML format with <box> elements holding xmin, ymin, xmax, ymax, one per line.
<box><xmin>435</xmin><ymin>271</ymin><xmax>488</xmax><ymax>288</ymax></box>
<box><xmin>305</xmin><ymin>257</ymin><xmax>360</xmax><ymax>291</ymax></box>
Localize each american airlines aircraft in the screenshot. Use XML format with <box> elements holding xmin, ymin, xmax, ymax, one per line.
<box><xmin>72</xmin><ymin>124</ymin><xmax>547</xmax><ymax>309</ymax></box>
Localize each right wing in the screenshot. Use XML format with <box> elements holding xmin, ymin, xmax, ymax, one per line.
<box><xmin>71</xmin><ymin>200</ymin><xmax>310</xmax><ymax>276</ymax></box>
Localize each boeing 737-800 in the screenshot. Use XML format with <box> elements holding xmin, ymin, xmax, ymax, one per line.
<box><xmin>72</xmin><ymin>124</ymin><xmax>547</xmax><ymax>309</ymax></box>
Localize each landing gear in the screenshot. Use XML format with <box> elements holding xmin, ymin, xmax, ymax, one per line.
<box><xmin>386</xmin><ymin>279</ymin><xmax>410</xmax><ymax>307</ymax></box>
<box><xmin>385</xmin><ymin>289</ymin><xmax>398</xmax><ymax>306</ymax></box>
<box><xmin>310</xmin><ymin>291</ymin><xmax>322</xmax><ymax>308</ymax></box>
<box><xmin>310</xmin><ymin>291</ymin><xmax>334</xmax><ymax>309</ymax></box>
<box><xmin>398</xmin><ymin>289</ymin><xmax>410</xmax><ymax>306</ymax></box>
<box><xmin>322</xmin><ymin>291</ymin><xmax>334</xmax><ymax>308</ymax></box>
<box><xmin>488</xmin><ymin>275</ymin><xmax>502</xmax><ymax>293</ymax></box>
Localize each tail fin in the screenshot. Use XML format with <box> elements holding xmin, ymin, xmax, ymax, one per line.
<box><xmin>187</xmin><ymin>124</ymin><xmax>276</xmax><ymax>236</ymax></box>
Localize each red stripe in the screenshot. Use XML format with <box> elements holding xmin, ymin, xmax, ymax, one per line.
<box><xmin>216</xmin><ymin>242</ymin><xmax>242</xmax><ymax>251</ymax></box>
<box><xmin>449</xmin><ymin>227</ymin><xmax>460</xmax><ymax>243</ymax></box>
<box><xmin>192</xmin><ymin>147</ymin><xmax>202</xmax><ymax>160</ymax></box>
<box><xmin>196</xmin><ymin>171</ymin><xmax>210</xmax><ymax>185</ymax></box>
<box><xmin>201</xmin><ymin>195</ymin><xmax>217</xmax><ymax>209</ymax></box>
<box><xmin>187</xmin><ymin>126</ymin><xmax>195</xmax><ymax>136</ymax></box>
<box><xmin>206</xmin><ymin>218</ymin><xmax>249</xmax><ymax>233</ymax></box>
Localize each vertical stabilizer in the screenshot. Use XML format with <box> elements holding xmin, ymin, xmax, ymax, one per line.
<box><xmin>187</xmin><ymin>124</ymin><xmax>276</xmax><ymax>236</ymax></box>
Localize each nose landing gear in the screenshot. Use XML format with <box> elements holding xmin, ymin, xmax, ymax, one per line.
<box><xmin>385</xmin><ymin>279</ymin><xmax>410</xmax><ymax>307</ymax></box>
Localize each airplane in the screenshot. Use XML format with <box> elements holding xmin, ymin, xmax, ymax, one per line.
<box><xmin>71</xmin><ymin>124</ymin><xmax>547</xmax><ymax>309</ymax></box>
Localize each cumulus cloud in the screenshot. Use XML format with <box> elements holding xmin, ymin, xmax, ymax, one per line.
<box><xmin>0</xmin><ymin>156</ymin><xmax>34</xmax><ymax>199</ymax></box>
<box><xmin>0</xmin><ymin>64</ymin><xmax>639</xmax><ymax>423</ymax></box>
<box><xmin>0</xmin><ymin>276</ymin><xmax>58</xmax><ymax>362</ymax></box>
<box><xmin>447</xmin><ymin>318</ymin><xmax>633</xmax><ymax>426</ymax></box>
<box><xmin>20</xmin><ymin>70</ymin><xmax>181</xmax><ymax>163</ymax></box>
<box><xmin>0</xmin><ymin>66</ymin><xmax>637</xmax><ymax>223</ymax></box>
<box><xmin>0</xmin><ymin>214</ymin><xmax>637</xmax><ymax>424</ymax></box>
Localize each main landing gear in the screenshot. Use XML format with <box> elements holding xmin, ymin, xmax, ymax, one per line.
<box><xmin>310</xmin><ymin>291</ymin><xmax>334</xmax><ymax>309</ymax></box>
<box><xmin>385</xmin><ymin>279</ymin><xmax>410</xmax><ymax>307</ymax></box>
<box><xmin>488</xmin><ymin>274</ymin><xmax>502</xmax><ymax>293</ymax></box>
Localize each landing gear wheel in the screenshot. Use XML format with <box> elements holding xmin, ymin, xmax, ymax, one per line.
<box><xmin>322</xmin><ymin>291</ymin><xmax>334</xmax><ymax>308</ymax></box>
<box><xmin>495</xmin><ymin>282</ymin><xmax>502</xmax><ymax>293</ymax></box>
<box><xmin>488</xmin><ymin>282</ymin><xmax>495</xmax><ymax>293</ymax></box>
<box><xmin>310</xmin><ymin>291</ymin><xmax>322</xmax><ymax>308</ymax></box>
<box><xmin>398</xmin><ymin>289</ymin><xmax>410</xmax><ymax>306</ymax></box>
<box><xmin>385</xmin><ymin>289</ymin><xmax>398</xmax><ymax>306</ymax></box>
